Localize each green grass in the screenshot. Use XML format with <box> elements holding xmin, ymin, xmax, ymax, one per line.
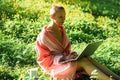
<box><xmin>0</xmin><ymin>0</ymin><xmax>120</xmax><ymax>79</ymax></box>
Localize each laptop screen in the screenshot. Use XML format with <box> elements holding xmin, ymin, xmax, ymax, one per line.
<box><xmin>77</xmin><ymin>41</ymin><xmax>103</xmax><ymax>60</ymax></box>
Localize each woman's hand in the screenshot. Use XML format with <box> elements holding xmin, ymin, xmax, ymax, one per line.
<box><xmin>59</xmin><ymin>52</ymin><xmax>78</xmax><ymax>62</ymax></box>
<box><xmin>66</xmin><ymin>52</ymin><xmax>78</xmax><ymax>59</ymax></box>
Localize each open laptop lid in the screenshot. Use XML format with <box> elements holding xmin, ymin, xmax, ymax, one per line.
<box><xmin>60</xmin><ymin>41</ymin><xmax>103</xmax><ymax>63</ymax></box>
<box><xmin>77</xmin><ymin>41</ymin><xmax>103</xmax><ymax>60</ymax></box>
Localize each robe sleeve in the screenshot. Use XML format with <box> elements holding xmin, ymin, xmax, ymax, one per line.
<box><xmin>63</xmin><ymin>42</ymin><xmax>71</xmax><ymax>56</ymax></box>
<box><xmin>36</xmin><ymin>40</ymin><xmax>54</xmax><ymax>71</ymax></box>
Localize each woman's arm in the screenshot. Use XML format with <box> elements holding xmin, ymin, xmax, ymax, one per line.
<box><xmin>36</xmin><ymin>41</ymin><xmax>54</xmax><ymax>69</ymax></box>
<box><xmin>36</xmin><ymin>41</ymin><xmax>64</xmax><ymax>68</ymax></box>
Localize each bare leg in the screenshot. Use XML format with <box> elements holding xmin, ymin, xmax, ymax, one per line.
<box><xmin>76</xmin><ymin>57</ymin><xmax>110</xmax><ymax>80</ymax></box>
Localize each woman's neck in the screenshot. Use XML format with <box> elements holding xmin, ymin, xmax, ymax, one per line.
<box><xmin>47</xmin><ymin>21</ymin><xmax>63</xmax><ymax>43</ymax></box>
<box><xmin>48</xmin><ymin>21</ymin><xmax>59</xmax><ymax>29</ymax></box>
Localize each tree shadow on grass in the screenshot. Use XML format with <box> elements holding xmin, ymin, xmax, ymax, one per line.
<box><xmin>60</xmin><ymin>0</ymin><xmax>120</xmax><ymax>19</ymax></box>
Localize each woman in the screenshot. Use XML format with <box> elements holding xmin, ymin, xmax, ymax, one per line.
<box><xmin>36</xmin><ymin>4</ymin><xmax>120</xmax><ymax>80</ymax></box>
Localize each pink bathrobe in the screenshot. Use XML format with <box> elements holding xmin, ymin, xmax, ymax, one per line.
<box><xmin>36</xmin><ymin>26</ymin><xmax>77</xmax><ymax>79</ymax></box>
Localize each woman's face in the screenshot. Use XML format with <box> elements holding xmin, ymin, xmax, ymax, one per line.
<box><xmin>52</xmin><ymin>9</ymin><xmax>66</xmax><ymax>26</ymax></box>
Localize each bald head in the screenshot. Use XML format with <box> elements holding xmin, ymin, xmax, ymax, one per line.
<box><xmin>50</xmin><ymin>5</ymin><xmax>65</xmax><ymax>16</ymax></box>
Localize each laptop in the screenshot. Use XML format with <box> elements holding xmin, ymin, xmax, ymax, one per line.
<box><xmin>60</xmin><ymin>41</ymin><xmax>103</xmax><ymax>63</ymax></box>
